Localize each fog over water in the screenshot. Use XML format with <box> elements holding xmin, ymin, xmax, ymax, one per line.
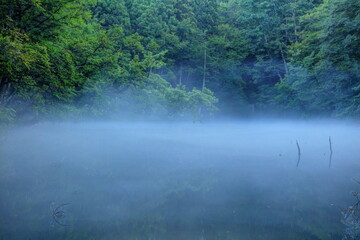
<box><xmin>0</xmin><ymin>120</ymin><xmax>359</xmax><ymax>240</ymax></box>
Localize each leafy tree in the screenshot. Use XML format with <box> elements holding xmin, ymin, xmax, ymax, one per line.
<box><xmin>281</xmin><ymin>0</ymin><xmax>360</xmax><ymax>116</ymax></box>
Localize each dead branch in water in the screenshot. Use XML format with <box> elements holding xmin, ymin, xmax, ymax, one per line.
<box><xmin>296</xmin><ymin>140</ymin><xmax>301</xmax><ymax>168</ymax></box>
<box><xmin>329</xmin><ymin>136</ymin><xmax>333</xmax><ymax>168</ymax></box>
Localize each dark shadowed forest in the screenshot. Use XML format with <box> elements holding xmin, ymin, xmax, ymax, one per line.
<box><xmin>1</xmin><ymin>0</ymin><xmax>360</xmax><ymax>123</ymax></box>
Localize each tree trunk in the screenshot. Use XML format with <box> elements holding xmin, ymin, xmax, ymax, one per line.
<box><xmin>292</xmin><ymin>9</ymin><xmax>299</xmax><ymax>42</ymax></box>
<box><xmin>179</xmin><ymin>64</ymin><xmax>183</xmax><ymax>86</ymax></box>
<box><xmin>202</xmin><ymin>47</ymin><xmax>207</xmax><ymax>91</ymax></box>
<box><xmin>0</xmin><ymin>82</ymin><xmax>13</xmax><ymax>107</ymax></box>
<box><xmin>279</xmin><ymin>42</ymin><xmax>289</xmax><ymax>77</ymax></box>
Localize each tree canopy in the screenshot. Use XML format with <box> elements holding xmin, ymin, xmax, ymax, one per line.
<box><xmin>0</xmin><ymin>0</ymin><xmax>359</xmax><ymax>123</ymax></box>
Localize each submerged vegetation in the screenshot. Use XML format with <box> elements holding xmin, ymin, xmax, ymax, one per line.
<box><xmin>0</xmin><ymin>0</ymin><xmax>360</xmax><ymax>123</ymax></box>
<box><xmin>51</xmin><ymin>203</ymin><xmax>71</xmax><ymax>227</ymax></box>
<box><xmin>341</xmin><ymin>187</ymin><xmax>360</xmax><ymax>240</ymax></box>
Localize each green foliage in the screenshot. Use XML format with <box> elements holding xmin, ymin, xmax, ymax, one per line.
<box><xmin>0</xmin><ymin>0</ymin><xmax>359</xmax><ymax>123</ymax></box>
<box><xmin>277</xmin><ymin>0</ymin><xmax>360</xmax><ymax>117</ymax></box>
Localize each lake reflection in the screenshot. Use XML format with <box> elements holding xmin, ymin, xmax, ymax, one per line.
<box><xmin>0</xmin><ymin>121</ymin><xmax>359</xmax><ymax>240</ymax></box>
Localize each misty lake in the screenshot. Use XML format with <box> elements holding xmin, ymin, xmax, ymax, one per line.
<box><xmin>0</xmin><ymin>121</ymin><xmax>359</xmax><ymax>240</ymax></box>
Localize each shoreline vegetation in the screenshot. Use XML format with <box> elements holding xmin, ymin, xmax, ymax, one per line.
<box><xmin>0</xmin><ymin>0</ymin><xmax>359</xmax><ymax>125</ymax></box>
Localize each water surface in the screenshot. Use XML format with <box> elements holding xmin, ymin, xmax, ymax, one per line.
<box><xmin>0</xmin><ymin>121</ymin><xmax>359</xmax><ymax>240</ymax></box>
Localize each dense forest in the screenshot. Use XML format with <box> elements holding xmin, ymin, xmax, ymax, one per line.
<box><xmin>0</xmin><ymin>0</ymin><xmax>359</xmax><ymax>123</ymax></box>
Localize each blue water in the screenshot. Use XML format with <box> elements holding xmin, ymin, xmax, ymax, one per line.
<box><xmin>0</xmin><ymin>121</ymin><xmax>359</xmax><ymax>240</ymax></box>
